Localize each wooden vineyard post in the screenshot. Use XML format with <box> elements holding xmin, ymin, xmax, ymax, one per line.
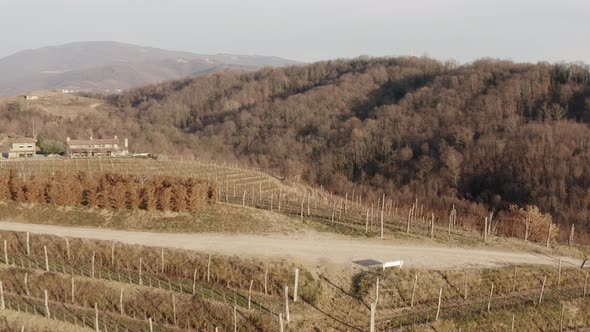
<box><xmin>284</xmin><ymin>286</ymin><xmax>290</xmax><ymax>322</ymax></box>
<box><xmin>448</xmin><ymin>211</ymin><xmax>452</xmax><ymax>235</ymax></box>
<box><xmin>242</xmin><ymin>191</ymin><xmax>246</xmax><ymax>207</ymax></box>
<box><xmin>511</xmin><ymin>314</ymin><xmax>516</xmax><ymax>332</ymax></box>
<box><xmin>294</xmin><ymin>268</ymin><xmax>299</xmax><ymax>302</ymax></box>
<box><xmin>248</xmin><ymin>280</ymin><xmax>253</xmax><ymax>310</ymax></box>
<box><xmin>71</xmin><ymin>276</ymin><xmax>75</xmax><ymax>304</ymax></box>
<box><xmin>300</xmin><ymin>195</ymin><xmax>304</xmax><ymax>220</ymax></box>
<box><xmin>538</xmin><ymin>275</ymin><xmax>546</xmax><ymax>304</ymax></box>
<box><xmin>91</xmin><ymin>251</ymin><xmax>96</xmax><ymax>278</ymax></box>
<box><xmin>3</xmin><ymin>240</ymin><xmax>7</xmax><ymax>264</ymax></box>
<box><xmin>0</xmin><ymin>281</ymin><xmax>4</xmax><ymax>310</ymax></box>
<box><xmin>558</xmin><ymin>259</ymin><xmax>562</xmax><ymax>287</ymax></box>
<box><xmin>94</xmin><ymin>303</ymin><xmax>99</xmax><ymax>332</ymax></box>
<box><xmin>207</xmin><ymin>255</ymin><xmax>211</xmax><ymax>282</ymax></box>
<box><xmin>148</xmin><ymin>317</ymin><xmax>153</xmax><ymax>332</ymax></box>
<box><xmin>411</xmin><ymin>274</ymin><xmax>418</xmax><ymax>307</ymax></box>
<box><xmin>192</xmin><ymin>269</ymin><xmax>197</xmax><ymax>295</ymax></box>
<box><xmin>111</xmin><ymin>243</ymin><xmax>115</xmax><ymax>266</ymax></box>
<box><xmin>569</xmin><ymin>224</ymin><xmax>575</xmax><ymax>247</ymax></box>
<box><xmin>380</xmin><ymin>193</ymin><xmax>385</xmax><ymax>239</ymax></box>
<box><xmin>44</xmin><ymin>245</ymin><xmax>49</xmax><ymax>272</ymax></box>
<box><xmin>375</xmin><ymin>276</ymin><xmax>379</xmax><ymax>305</ymax></box>
<box><xmin>406</xmin><ymin>208</ymin><xmax>411</xmax><ymax>234</ymax></box>
<box><xmin>44</xmin><ymin>289</ymin><xmax>50</xmax><ymax>318</ymax></box>
<box><xmin>120</xmin><ymin>289</ymin><xmax>124</xmax><ymax>315</ymax></box>
<box><xmin>487</xmin><ymin>283</ymin><xmax>494</xmax><ymax>312</ymax></box>
<box><xmin>525</xmin><ymin>218</ymin><xmax>529</xmax><ymax>242</ymax></box>
<box><xmin>279</xmin><ymin>313</ymin><xmax>284</xmax><ymax>332</ymax></box>
<box><xmin>546</xmin><ymin>224</ymin><xmax>552</xmax><ymax>248</ymax></box>
<box><xmin>370</xmin><ymin>302</ymin><xmax>376</xmax><ymax>332</ymax></box>
<box><xmin>26</xmin><ymin>232</ymin><xmax>30</xmax><ymax>256</ymax></box>
<box><xmin>435</xmin><ymin>287</ymin><xmax>442</xmax><ymax>321</ymax></box>
<box><xmin>139</xmin><ymin>257</ymin><xmax>143</xmax><ymax>286</ymax></box>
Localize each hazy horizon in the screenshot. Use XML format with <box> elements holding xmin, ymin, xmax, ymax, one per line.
<box><xmin>2</xmin><ymin>0</ymin><xmax>589</xmax><ymax>63</ymax></box>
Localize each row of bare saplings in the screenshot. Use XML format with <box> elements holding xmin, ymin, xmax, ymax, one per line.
<box><xmin>0</xmin><ymin>170</ymin><xmax>217</xmax><ymax>212</ymax></box>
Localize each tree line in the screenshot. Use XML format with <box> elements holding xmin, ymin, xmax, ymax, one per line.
<box><xmin>0</xmin><ymin>171</ymin><xmax>216</xmax><ymax>212</ymax></box>
<box><xmin>2</xmin><ymin>56</ymin><xmax>590</xmax><ymax>233</ymax></box>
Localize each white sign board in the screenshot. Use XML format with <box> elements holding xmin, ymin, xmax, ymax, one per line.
<box><xmin>382</xmin><ymin>260</ymin><xmax>403</xmax><ymax>271</ymax></box>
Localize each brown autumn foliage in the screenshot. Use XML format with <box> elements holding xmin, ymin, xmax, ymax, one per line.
<box><xmin>0</xmin><ymin>171</ymin><xmax>215</xmax><ymax>212</ymax></box>
<box><xmin>2</xmin><ymin>57</ymin><xmax>590</xmax><ymax>231</ymax></box>
<box><xmin>496</xmin><ymin>204</ymin><xmax>558</xmax><ymax>244</ymax></box>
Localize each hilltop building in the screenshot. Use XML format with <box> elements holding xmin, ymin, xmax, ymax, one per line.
<box><xmin>0</xmin><ymin>137</ymin><xmax>37</xmax><ymax>159</ymax></box>
<box><xmin>66</xmin><ymin>136</ymin><xmax>129</xmax><ymax>158</ymax></box>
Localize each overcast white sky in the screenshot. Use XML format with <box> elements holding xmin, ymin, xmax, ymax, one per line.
<box><xmin>1</xmin><ymin>0</ymin><xmax>588</xmax><ymax>63</ymax></box>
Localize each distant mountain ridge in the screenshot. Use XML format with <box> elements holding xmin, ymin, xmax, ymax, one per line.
<box><xmin>0</xmin><ymin>41</ymin><xmax>298</xmax><ymax>96</ymax></box>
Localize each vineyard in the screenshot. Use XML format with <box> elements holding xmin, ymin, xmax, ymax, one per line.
<box><xmin>0</xmin><ymin>229</ymin><xmax>586</xmax><ymax>331</ymax></box>
<box><xmin>0</xmin><ymin>158</ymin><xmax>587</xmax><ymax>249</ymax></box>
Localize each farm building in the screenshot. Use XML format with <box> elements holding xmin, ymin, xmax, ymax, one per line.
<box><xmin>66</xmin><ymin>136</ymin><xmax>129</xmax><ymax>158</ymax></box>
<box><xmin>23</xmin><ymin>95</ymin><xmax>38</xmax><ymax>100</ymax></box>
<box><xmin>0</xmin><ymin>137</ymin><xmax>37</xmax><ymax>159</ymax></box>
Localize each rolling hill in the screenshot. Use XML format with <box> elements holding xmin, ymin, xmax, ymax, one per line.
<box><xmin>0</xmin><ymin>41</ymin><xmax>298</xmax><ymax>96</ymax></box>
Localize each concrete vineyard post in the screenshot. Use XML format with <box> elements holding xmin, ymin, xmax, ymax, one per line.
<box><xmin>233</xmin><ymin>306</ymin><xmax>237</xmax><ymax>332</ymax></box>
<box><xmin>44</xmin><ymin>245</ymin><xmax>49</xmax><ymax>272</ymax></box>
<box><xmin>111</xmin><ymin>243</ymin><xmax>115</xmax><ymax>266</ymax></box>
<box><xmin>284</xmin><ymin>285</ymin><xmax>290</xmax><ymax>322</ymax></box>
<box><xmin>559</xmin><ymin>303</ymin><xmax>564</xmax><ymax>332</ymax></box>
<box><xmin>411</xmin><ymin>274</ymin><xmax>417</xmax><ymax>307</ymax></box>
<box><xmin>24</xmin><ymin>273</ymin><xmax>29</xmax><ymax>296</ymax></box>
<box><xmin>546</xmin><ymin>224</ymin><xmax>552</xmax><ymax>248</ymax></box>
<box><xmin>525</xmin><ymin>218</ymin><xmax>529</xmax><ymax>242</ymax></box>
<box><xmin>207</xmin><ymin>255</ymin><xmax>211</xmax><ymax>282</ymax></box>
<box><xmin>148</xmin><ymin>317</ymin><xmax>153</xmax><ymax>332</ymax></box>
<box><xmin>369</xmin><ymin>302</ymin><xmax>376</xmax><ymax>332</ymax></box>
<box><xmin>44</xmin><ymin>289</ymin><xmax>50</xmax><ymax>318</ymax></box>
<box><xmin>375</xmin><ymin>276</ymin><xmax>379</xmax><ymax>305</ymax></box>
<box><xmin>248</xmin><ymin>280</ymin><xmax>253</xmax><ymax>309</ymax></box>
<box><xmin>430</xmin><ymin>213</ymin><xmax>434</xmax><ymax>239</ymax></box>
<box><xmin>192</xmin><ymin>269</ymin><xmax>197</xmax><ymax>295</ymax></box>
<box><xmin>94</xmin><ymin>303</ymin><xmax>99</xmax><ymax>332</ymax></box>
<box><xmin>365</xmin><ymin>209</ymin><xmax>369</xmax><ymax>234</ymax></box>
<box><xmin>538</xmin><ymin>275</ymin><xmax>547</xmax><ymax>304</ymax></box>
<box><xmin>242</xmin><ymin>190</ymin><xmax>246</xmax><ymax>206</ymax></box>
<box><xmin>435</xmin><ymin>287</ymin><xmax>442</xmax><ymax>321</ymax></box>
<box><xmin>463</xmin><ymin>272</ymin><xmax>468</xmax><ymax>300</ymax></box>
<box><xmin>120</xmin><ymin>289</ymin><xmax>124</xmax><ymax>315</ymax></box>
<box><xmin>483</xmin><ymin>217</ymin><xmax>488</xmax><ymax>243</ymax></box>
<box><xmin>139</xmin><ymin>257</ymin><xmax>143</xmax><ymax>286</ymax></box>
<box><xmin>91</xmin><ymin>251</ymin><xmax>95</xmax><ymax>278</ymax></box>
<box><xmin>3</xmin><ymin>240</ymin><xmax>7</xmax><ymax>264</ymax></box>
<box><xmin>264</xmin><ymin>265</ymin><xmax>268</xmax><ymax>295</ymax></box>
<box><xmin>511</xmin><ymin>314</ymin><xmax>515</xmax><ymax>332</ymax></box>
<box><xmin>569</xmin><ymin>224</ymin><xmax>575</xmax><ymax>247</ymax></box>
<box><xmin>584</xmin><ymin>272</ymin><xmax>588</xmax><ymax>298</ymax></box>
<box><xmin>380</xmin><ymin>193</ymin><xmax>385</xmax><ymax>238</ymax></box>
<box><xmin>71</xmin><ymin>276</ymin><xmax>75</xmax><ymax>304</ymax></box>
<box><xmin>66</xmin><ymin>238</ymin><xmax>70</xmax><ymax>262</ymax></box>
<box><xmin>294</xmin><ymin>268</ymin><xmax>299</xmax><ymax>302</ymax></box>
<box><xmin>406</xmin><ymin>208</ymin><xmax>411</xmax><ymax>234</ymax></box>
<box><xmin>513</xmin><ymin>266</ymin><xmax>517</xmax><ymax>292</ymax></box>
<box><xmin>161</xmin><ymin>248</ymin><xmax>164</xmax><ymax>274</ymax></box>
<box><xmin>558</xmin><ymin>258</ymin><xmax>562</xmax><ymax>286</ymax></box>
<box><xmin>279</xmin><ymin>313</ymin><xmax>284</xmax><ymax>332</ymax></box>
<box><xmin>172</xmin><ymin>294</ymin><xmax>177</xmax><ymax>326</ymax></box>
<box><xmin>26</xmin><ymin>232</ymin><xmax>30</xmax><ymax>256</ymax></box>
<box><xmin>487</xmin><ymin>283</ymin><xmax>494</xmax><ymax>312</ymax></box>
<box><xmin>0</xmin><ymin>281</ymin><xmax>4</xmax><ymax>310</ymax></box>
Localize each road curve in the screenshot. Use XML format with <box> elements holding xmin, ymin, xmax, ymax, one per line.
<box><xmin>0</xmin><ymin>221</ymin><xmax>580</xmax><ymax>270</ymax></box>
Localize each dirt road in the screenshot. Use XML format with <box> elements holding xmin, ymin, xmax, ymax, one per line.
<box><xmin>0</xmin><ymin>221</ymin><xmax>580</xmax><ymax>269</ymax></box>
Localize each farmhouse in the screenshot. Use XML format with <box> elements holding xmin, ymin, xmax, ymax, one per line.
<box><xmin>66</xmin><ymin>136</ymin><xmax>129</xmax><ymax>158</ymax></box>
<box><xmin>0</xmin><ymin>137</ymin><xmax>37</xmax><ymax>159</ymax></box>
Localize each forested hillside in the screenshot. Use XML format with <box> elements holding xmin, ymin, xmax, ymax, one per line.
<box><xmin>2</xmin><ymin>56</ymin><xmax>590</xmax><ymax>230</ymax></box>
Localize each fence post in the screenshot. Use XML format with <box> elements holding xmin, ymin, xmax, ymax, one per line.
<box><xmin>546</xmin><ymin>224</ymin><xmax>552</xmax><ymax>248</ymax></box>
<box><xmin>94</xmin><ymin>303</ymin><xmax>99</xmax><ymax>332</ymax></box>
<box><xmin>148</xmin><ymin>317</ymin><xmax>153</xmax><ymax>332</ymax></box>
<box><xmin>375</xmin><ymin>276</ymin><xmax>379</xmax><ymax>305</ymax></box>
<box><xmin>380</xmin><ymin>193</ymin><xmax>385</xmax><ymax>238</ymax></box>
<box><xmin>511</xmin><ymin>314</ymin><xmax>515</xmax><ymax>332</ymax></box>
<box><xmin>525</xmin><ymin>218</ymin><xmax>529</xmax><ymax>242</ymax></box>
<box><xmin>139</xmin><ymin>257</ymin><xmax>143</xmax><ymax>286</ymax></box>
<box><xmin>483</xmin><ymin>217</ymin><xmax>488</xmax><ymax>243</ymax></box>
<box><xmin>24</xmin><ymin>273</ymin><xmax>29</xmax><ymax>296</ymax></box>
<box><xmin>248</xmin><ymin>280</ymin><xmax>253</xmax><ymax>310</ymax></box>
<box><xmin>192</xmin><ymin>268</ymin><xmax>197</xmax><ymax>295</ymax></box>
<box><xmin>3</xmin><ymin>240</ymin><xmax>7</xmax><ymax>264</ymax></box>
<box><xmin>279</xmin><ymin>313</ymin><xmax>284</xmax><ymax>332</ymax></box>
<box><xmin>91</xmin><ymin>251</ymin><xmax>95</xmax><ymax>278</ymax></box>
<box><xmin>234</xmin><ymin>306</ymin><xmax>237</xmax><ymax>332</ymax></box>
<box><xmin>569</xmin><ymin>224</ymin><xmax>575</xmax><ymax>247</ymax></box>
<box><xmin>513</xmin><ymin>266</ymin><xmax>517</xmax><ymax>292</ymax></box>
<box><xmin>487</xmin><ymin>283</ymin><xmax>494</xmax><ymax>312</ymax></box>
<box><xmin>66</xmin><ymin>238</ymin><xmax>70</xmax><ymax>262</ymax></box>
<box><xmin>294</xmin><ymin>268</ymin><xmax>299</xmax><ymax>302</ymax></box>
<box><xmin>264</xmin><ymin>265</ymin><xmax>268</xmax><ymax>295</ymax></box>
<box><xmin>172</xmin><ymin>294</ymin><xmax>177</xmax><ymax>326</ymax></box>
<box><xmin>584</xmin><ymin>272</ymin><xmax>588</xmax><ymax>298</ymax></box>
<box><xmin>71</xmin><ymin>276</ymin><xmax>75</xmax><ymax>304</ymax></box>
<box><xmin>207</xmin><ymin>255</ymin><xmax>211</xmax><ymax>282</ymax></box>
<box><xmin>558</xmin><ymin>259</ymin><xmax>562</xmax><ymax>286</ymax></box>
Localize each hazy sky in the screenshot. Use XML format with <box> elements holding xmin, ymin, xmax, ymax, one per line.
<box><xmin>1</xmin><ymin>0</ymin><xmax>588</xmax><ymax>63</ymax></box>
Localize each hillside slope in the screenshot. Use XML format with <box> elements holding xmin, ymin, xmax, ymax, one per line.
<box><xmin>1</xmin><ymin>56</ymin><xmax>590</xmax><ymax>232</ymax></box>
<box><xmin>0</xmin><ymin>41</ymin><xmax>298</xmax><ymax>95</ymax></box>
